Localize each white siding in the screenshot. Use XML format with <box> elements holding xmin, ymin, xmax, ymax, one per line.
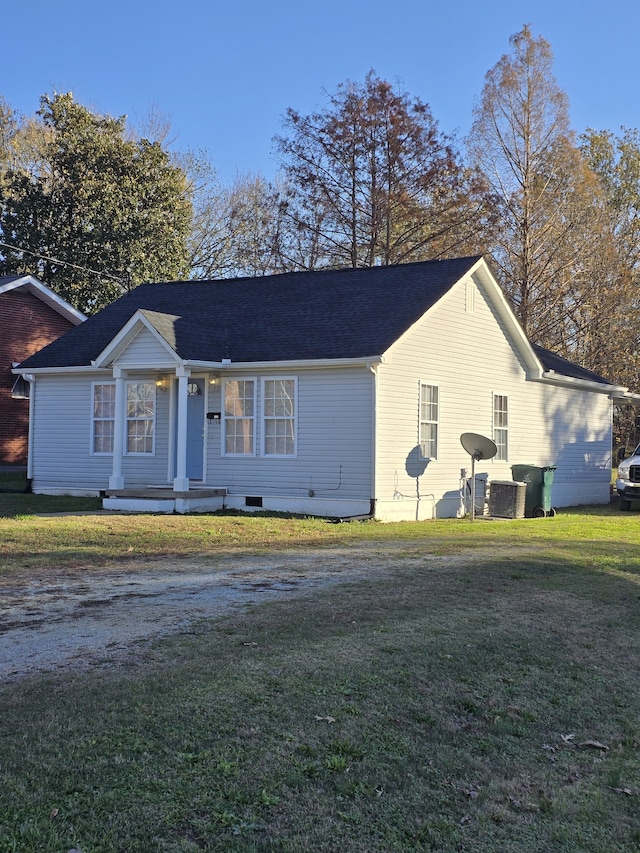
<box><xmin>374</xmin><ymin>273</ymin><xmax>613</xmax><ymax>520</ymax></box>
<box><xmin>30</xmin><ymin>372</ymin><xmax>172</xmax><ymax>494</ymax></box>
<box><xmin>116</xmin><ymin>327</ymin><xmax>175</xmax><ymax>365</ymax></box>
<box><xmin>206</xmin><ymin>366</ymin><xmax>374</xmax><ymax>506</ymax></box>
<box><xmin>31</xmin><ymin>373</ymin><xmax>112</xmax><ymax>493</ymax></box>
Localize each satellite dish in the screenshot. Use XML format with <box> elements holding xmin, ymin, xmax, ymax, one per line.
<box><xmin>460</xmin><ymin>433</ymin><xmax>498</xmax><ymax>461</ymax></box>
<box><xmin>460</xmin><ymin>433</ymin><xmax>497</xmax><ymax>520</ymax></box>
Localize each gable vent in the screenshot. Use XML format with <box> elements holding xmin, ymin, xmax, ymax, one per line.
<box><xmin>465</xmin><ymin>280</ymin><xmax>476</xmax><ymax>314</ymax></box>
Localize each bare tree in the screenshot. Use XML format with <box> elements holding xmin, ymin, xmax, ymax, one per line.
<box><xmin>467</xmin><ymin>25</ymin><xmax>610</xmax><ymax>346</ymax></box>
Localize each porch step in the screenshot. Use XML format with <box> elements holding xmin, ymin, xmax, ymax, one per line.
<box><xmin>105</xmin><ymin>487</ymin><xmax>227</xmax><ymax>499</ymax></box>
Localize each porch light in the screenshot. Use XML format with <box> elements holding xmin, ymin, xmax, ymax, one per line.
<box><xmin>11</xmin><ymin>374</ymin><xmax>30</xmax><ymax>399</ymax></box>
<box><xmin>155</xmin><ymin>376</ymin><xmax>169</xmax><ymax>391</ymax></box>
<box><xmin>209</xmin><ymin>375</ymin><xmax>219</xmax><ymax>386</ymax></box>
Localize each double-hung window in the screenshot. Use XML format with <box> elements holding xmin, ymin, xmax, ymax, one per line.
<box><xmin>223</xmin><ymin>379</ymin><xmax>256</xmax><ymax>455</ymax></box>
<box><xmin>263</xmin><ymin>378</ymin><xmax>296</xmax><ymax>456</ymax></box>
<box><xmin>493</xmin><ymin>393</ymin><xmax>509</xmax><ymax>461</ymax></box>
<box><xmin>92</xmin><ymin>383</ymin><xmax>115</xmax><ymax>454</ymax></box>
<box><xmin>126</xmin><ymin>382</ymin><xmax>155</xmax><ymax>454</ymax></box>
<box><xmin>419</xmin><ymin>383</ymin><xmax>439</xmax><ymax>460</ymax></box>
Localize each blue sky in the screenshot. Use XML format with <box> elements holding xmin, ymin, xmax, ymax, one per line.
<box><xmin>4</xmin><ymin>1</ymin><xmax>639</xmax><ymax>182</ymax></box>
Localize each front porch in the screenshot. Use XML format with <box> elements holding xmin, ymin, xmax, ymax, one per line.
<box><xmin>104</xmin><ymin>486</ymin><xmax>227</xmax><ymax>514</ymax></box>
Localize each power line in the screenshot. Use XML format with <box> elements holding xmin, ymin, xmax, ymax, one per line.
<box><xmin>0</xmin><ymin>240</ymin><xmax>128</xmax><ymax>285</ymax></box>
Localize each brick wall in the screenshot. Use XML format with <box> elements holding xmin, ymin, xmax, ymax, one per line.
<box><xmin>0</xmin><ymin>289</ymin><xmax>77</xmax><ymax>464</ymax></box>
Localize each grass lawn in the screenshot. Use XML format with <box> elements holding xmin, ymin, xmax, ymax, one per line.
<box><xmin>1</xmin><ymin>499</ymin><xmax>639</xmax><ymax>851</ymax></box>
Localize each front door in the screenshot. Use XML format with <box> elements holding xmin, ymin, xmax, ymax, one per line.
<box><xmin>186</xmin><ymin>378</ymin><xmax>205</xmax><ymax>480</ymax></box>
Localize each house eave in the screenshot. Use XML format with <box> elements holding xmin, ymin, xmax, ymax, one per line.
<box><xmin>182</xmin><ymin>356</ymin><xmax>385</xmax><ymax>371</ymax></box>
<box><xmin>0</xmin><ymin>275</ymin><xmax>86</xmax><ymax>324</ymax></box>
<box><xmin>12</xmin><ymin>364</ymin><xmax>106</xmax><ymax>376</ymax></box>
<box><xmin>536</xmin><ymin>370</ymin><xmax>628</xmax><ymax>397</ymax></box>
<box><xmin>13</xmin><ymin>356</ymin><xmax>385</xmax><ymax>376</ymax></box>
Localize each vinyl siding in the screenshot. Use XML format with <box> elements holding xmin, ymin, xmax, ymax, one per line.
<box><xmin>30</xmin><ymin>372</ymin><xmax>171</xmax><ymax>493</ymax></box>
<box><xmin>374</xmin><ymin>273</ymin><xmax>612</xmax><ymax>519</ymax></box>
<box><xmin>206</xmin><ymin>366</ymin><xmax>373</xmax><ymax>501</ymax></box>
<box><xmin>30</xmin><ymin>374</ymin><xmax>112</xmax><ymax>492</ymax></box>
<box><xmin>116</xmin><ymin>327</ymin><xmax>176</xmax><ymax>364</ymax></box>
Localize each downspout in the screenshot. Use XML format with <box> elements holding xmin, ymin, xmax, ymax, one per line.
<box><xmin>26</xmin><ymin>374</ymin><xmax>35</xmax><ymax>490</ymax></box>
<box><xmin>368</xmin><ymin>361</ymin><xmax>378</xmax><ymax>519</ymax></box>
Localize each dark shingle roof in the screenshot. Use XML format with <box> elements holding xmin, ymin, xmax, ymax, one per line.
<box><xmin>532</xmin><ymin>344</ymin><xmax>612</xmax><ymax>386</ymax></box>
<box><xmin>19</xmin><ymin>257</ymin><xmax>482</xmax><ymax>368</ymax></box>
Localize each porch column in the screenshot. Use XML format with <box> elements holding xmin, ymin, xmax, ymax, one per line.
<box><xmin>109</xmin><ymin>368</ymin><xmax>126</xmax><ymax>490</ymax></box>
<box><xmin>173</xmin><ymin>370</ymin><xmax>190</xmax><ymax>491</ymax></box>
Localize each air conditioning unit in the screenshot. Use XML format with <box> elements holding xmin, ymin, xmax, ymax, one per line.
<box><xmin>489</xmin><ymin>480</ymin><xmax>526</xmax><ymax>519</ymax></box>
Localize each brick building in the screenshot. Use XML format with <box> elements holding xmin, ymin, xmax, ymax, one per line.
<box><xmin>0</xmin><ymin>275</ymin><xmax>85</xmax><ymax>465</ymax></box>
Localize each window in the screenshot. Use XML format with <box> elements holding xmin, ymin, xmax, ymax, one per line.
<box><xmin>126</xmin><ymin>382</ymin><xmax>155</xmax><ymax>454</ymax></box>
<box><xmin>92</xmin><ymin>383</ymin><xmax>115</xmax><ymax>454</ymax></box>
<box><xmin>223</xmin><ymin>379</ymin><xmax>255</xmax><ymax>455</ymax></box>
<box><xmin>419</xmin><ymin>383</ymin><xmax>439</xmax><ymax>459</ymax></box>
<box><xmin>263</xmin><ymin>378</ymin><xmax>296</xmax><ymax>456</ymax></box>
<box><xmin>493</xmin><ymin>394</ymin><xmax>508</xmax><ymax>460</ymax></box>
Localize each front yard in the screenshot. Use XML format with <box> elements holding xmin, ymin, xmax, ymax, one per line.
<box><xmin>0</xmin><ymin>501</ymin><xmax>639</xmax><ymax>851</ymax></box>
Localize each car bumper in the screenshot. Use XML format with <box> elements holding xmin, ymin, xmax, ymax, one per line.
<box><xmin>616</xmin><ymin>478</ymin><xmax>640</xmax><ymax>499</ymax></box>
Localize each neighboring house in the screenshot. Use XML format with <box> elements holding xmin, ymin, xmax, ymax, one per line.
<box><xmin>14</xmin><ymin>256</ymin><xmax>634</xmax><ymax>519</ymax></box>
<box><xmin>1</xmin><ymin>274</ymin><xmax>85</xmax><ymax>466</ymax></box>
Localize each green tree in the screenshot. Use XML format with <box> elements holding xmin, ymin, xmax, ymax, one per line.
<box><xmin>0</xmin><ymin>93</ymin><xmax>192</xmax><ymax>313</ymax></box>
<box><xmin>275</xmin><ymin>71</ymin><xmax>494</xmax><ymax>269</ymax></box>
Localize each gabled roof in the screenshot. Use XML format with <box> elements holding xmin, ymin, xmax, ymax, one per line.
<box><xmin>14</xmin><ymin>258</ymin><xmax>622</xmax><ymax>394</ymax></box>
<box><xmin>0</xmin><ymin>274</ymin><xmax>86</xmax><ymax>325</ymax></box>
<box><xmin>18</xmin><ymin>256</ymin><xmax>483</xmax><ymax>369</ymax></box>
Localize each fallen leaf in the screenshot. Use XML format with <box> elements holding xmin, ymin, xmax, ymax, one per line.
<box><xmin>50</xmin><ymin>808</ymin><xmax>59</xmax><ymax>819</ymax></box>
<box><xmin>560</xmin><ymin>733</ymin><xmax>576</xmax><ymax>744</ymax></box>
<box><xmin>314</xmin><ymin>715</ymin><xmax>336</xmax><ymax>723</ymax></box>
<box><xmin>578</xmin><ymin>740</ymin><xmax>608</xmax><ymax>751</ymax></box>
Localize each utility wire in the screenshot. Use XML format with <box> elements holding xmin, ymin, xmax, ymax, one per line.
<box><xmin>0</xmin><ymin>240</ymin><xmax>127</xmax><ymax>285</ymax></box>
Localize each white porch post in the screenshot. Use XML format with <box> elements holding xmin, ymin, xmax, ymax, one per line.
<box><xmin>173</xmin><ymin>369</ymin><xmax>190</xmax><ymax>492</ymax></box>
<box><xmin>109</xmin><ymin>368</ymin><xmax>126</xmax><ymax>490</ymax></box>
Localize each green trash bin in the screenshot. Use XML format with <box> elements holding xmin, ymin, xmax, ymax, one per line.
<box><xmin>511</xmin><ymin>465</ymin><xmax>557</xmax><ymax>517</ymax></box>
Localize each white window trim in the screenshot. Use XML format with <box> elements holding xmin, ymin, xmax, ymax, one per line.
<box><xmin>492</xmin><ymin>392</ymin><xmax>509</xmax><ymax>462</ymax></box>
<box><xmin>222</xmin><ymin>377</ymin><xmax>257</xmax><ymax>457</ymax></box>
<box><xmin>91</xmin><ymin>381</ymin><xmax>115</xmax><ymax>456</ymax></box>
<box><xmin>418</xmin><ymin>381</ymin><xmax>439</xmax><ymax>461</ymax></box>
<box><xmin>125</xmin><ymin>380</ymin><xmax>156</xmax><ymax>456</ymax></box>
<box><xmin>261</xmin><ymin>376</ymin><xmax>298</xmax><ymax>458</ymax></box>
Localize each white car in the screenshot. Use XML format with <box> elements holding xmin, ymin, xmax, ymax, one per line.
<box><xmin>616</xmin><ymin>445</ymin><xmax>640</xmax><ymax>510</ymax></box>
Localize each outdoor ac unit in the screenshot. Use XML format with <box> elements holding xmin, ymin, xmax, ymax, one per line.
<box><xmin>489</xmin><ymin>480</ymin><xmax>526</xmax><ymax>519</ymax></box>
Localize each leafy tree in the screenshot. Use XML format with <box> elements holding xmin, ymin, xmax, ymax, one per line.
<box><xmin>581</xmin><ymin>127</ymin><xmax>640</xmax><ymax>279</ymax></box>
<box><xmin>0</xmin><ymin>93</ymin><xmax>192</xmax><ymax>313</ymax></box>
<box><xmin>580</xmin><ymin>127</ymin><xmax>640</xmax><ymax>438</ymax></box>
<box><xmin>275</xmin><ymin>71</ymin><xmax>494</xmax><ymax>269</ymax></box>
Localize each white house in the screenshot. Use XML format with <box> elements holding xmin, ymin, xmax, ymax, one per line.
<box><xmin>14</xmin><ymin>256</ymin><xmax>632</xmax><ymax>519</ymax></box>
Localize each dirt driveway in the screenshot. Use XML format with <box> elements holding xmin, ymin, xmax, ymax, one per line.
<box><xmin>1</xmin><ymin>542</ymin><xmax>430</xmax><ymax>682</ymax></box>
